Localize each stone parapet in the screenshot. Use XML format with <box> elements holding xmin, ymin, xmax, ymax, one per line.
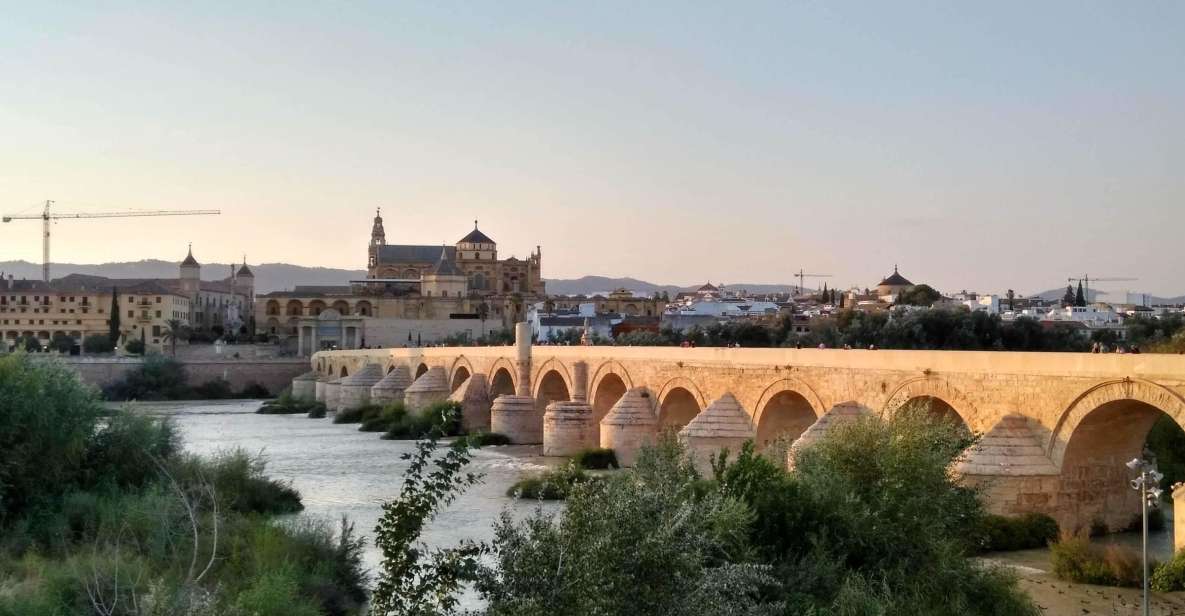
<box><xmin>491</xmin><ymin>395</ymin><xmax>542</xmax><ymax>444</ymax></box>
<box><xmin>600</xmin><ymin>388</ymin><xmax>657</xmax><ymax>467</ymax></box>
<box><xmin>404</xmin><ymin>366</ymin><xmax>449</xmax><ymax>412</ymax></box>
<box><xmin>338</xmin><ymin>364</ymin><xmax>384</xmax><ymax>411</ymax></box>
<box><xmin>371</xmin><ymin>365</ymin><xmax>412</xmax><ymax>405</ymax></box>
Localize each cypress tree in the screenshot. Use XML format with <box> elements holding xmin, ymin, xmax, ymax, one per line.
<box><xmin>108</xmin><ymin>287</ymin><xmax>121</xmax><ymax>345</ymax></box>
<box><xmin>1062</xmin><ymin>285</ymin><xmax>1075</xmax><ymax>307</ymax></box>
<box><xmin>1075</xmin><ymin>281</ymin><xmax>1087</xmax><ymax>307</ymax></box>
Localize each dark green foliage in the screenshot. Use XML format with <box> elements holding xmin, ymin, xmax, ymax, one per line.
<box><xmin>381</xmin><ymin>401</ymin><xmax>463</xmax><ymax>440</ymax></box>
<box><xmin>48</xmin><ymin>332</ymin><xmax>73</xmax><ymax>354</ymax></box>
<box><xmin>805</xmin><ymin>308</ymin><xmax>1091</xmax><ymax>352</ymax></box>
<box><xmin>1124</xmin><ymin>506</ymin><xmax>1165</xmax><ymax>532</ymax></box>
<box><xmin>506</xmin><ymin>463</ymin><xmax>601</xmax><ymax>500</ymax></box>
<box><xmin>1062</xmin><ymin>285</ymin><xmax>1075</xmax><ymax>306</ymax></box>
<box><xmin>0</xmin><ymin>354</ymin><xmax>103</xmax><ymax>523</ymax></box>
<box><xmin>238</xmin><ymin>381</ymin><xmax>271</xmax><ymax>398</ymax></box>
<box><xmin>125</xmin><ymin>337</ymin><xmax>146</xmax><ymax>355</ymax></box>
<box><xmin>334</xmin><ymin>403</ymin><xmax>384</xmax><ymax>424</ymax></box>
<box><xmin>1074</xmin><ymin>281</ymin><xmax>1087</xmax><ymax>306</ymax></box>
<box><xmin>103</xmin><ymin>355</ymin><xmax>190</xmax><ymax>400</ymax></box>
<box><xmin>82</xmin><ymin>333</ymin><xmax>114</xmax><ymax>353</ymax></box>
<box><xmin>360</xmin><ymin>403</ymin><xmax>408</xmax><ymax>432</ymax></box>
<box><xmin>82</xmin><ymin>411</ymin><xmax>181</xmax><ymax>491</ymax></box>
<box><xmin>173</xmin><ymin>449</ymin><xmax>303</xmax><ymax>515</ymax></box>
<box><xmin>1152</xmin><ymin>549</ymin><xmax>1185</xmax><ymax>592</ymax></box>
<box><xmin>258</xmin><ymin>391</ymin><xmax>327</xmax><ymax>416</ymax></box>
<box><xmin>896</xmin><ymin>283</ymin><xmax>943</xmax><ymax>307</ymax></box>
<box><xmin>1051</xmin><ymin>533</ymin><xmax>1149</xmax><ymax>587</ymax></box>
<box><xmin>370</xmin><ymin>408</ymin><xmax>484</xmax><ymax>616</ymax></box>
<box><xmin>976</xmin><ymin>513</ymin><xmax>1059</xmax><ymax>552</ymax></box>
<box><xmin>19</xmin><ymin>335</ymin><xmax>40</xmax><ymax>352</ymax></box>
<box><xmin>108</xmin><ymin>286</ymin><xmax>120</xmax><ymax>344</ymax></box>
<box><xmin>463</xmin><ymin>431</ymin><xmax>512</xmax><ymax>447</ymax></box>
<box><xmin>192</xmin><ymin>378</ymin><xmax>234</xmax><ymax>399</ymax></box>
<box><xmin>1147</xmin><ymin>414</ymin><xmax>1185</xmax><ymax>495</ymax></box>
<box><xmin>572</xmin><ymin>447</ymin><xmax>618</xmax><ymax>469</ymax></box>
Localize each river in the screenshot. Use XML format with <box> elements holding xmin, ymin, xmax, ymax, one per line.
<box><xmin>122</xmin><ymin>399</ymin><xmax>559</xmax><ymax>578</ymax></box>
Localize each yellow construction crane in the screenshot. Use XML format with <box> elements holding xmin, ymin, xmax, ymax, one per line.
<box><xmin>2</xmin><ymin>200</ymin><xmax>221</xmax><ymax>282</ymax></box>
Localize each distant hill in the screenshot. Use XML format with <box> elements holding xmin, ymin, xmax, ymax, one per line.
<box><xmin>543</xmin><ymin>275</ymin><xmax>798</xmax><ymax>297</ymax></box>
<box><xmin>1030</xmin><ymin>286</ymin><xmax>1185</xmax><ymax>305</ymax></box>
<box><xmin>0</xmin><ymin>260</ymin><xmax>366</xmax><ymax>294</ymax></box>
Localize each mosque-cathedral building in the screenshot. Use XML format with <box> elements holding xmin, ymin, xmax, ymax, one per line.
<box><xmin>256</xmin><ymin>211</ymin><xmax>546</xmax><ymax>354</ymax></box>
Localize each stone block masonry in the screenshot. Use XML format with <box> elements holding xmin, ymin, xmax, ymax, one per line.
<box><xmin>59</xmin><ymin>357</ymin><xmax>309</xmax><ymax>396</ymax></box>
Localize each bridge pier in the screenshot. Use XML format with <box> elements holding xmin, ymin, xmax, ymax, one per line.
<box><xmin>544</xmin><ymin>361</ymin><xmax>595</xmax><ymax>456</ymax></box>
<box><xmin>404</xmin><ymin>366</ymin><xmax>449</xmax><ymax>411</ymax></box>
<box><xmin>600</xmin><ymin>388</ymin><xmax>657</xmax><ymax>467</ymax></box>
<box><xmin>679</xmin><ymin>393</ymin><xmax>753</xmax><ymax>475</ymax></box>
<box><xmin>371</xmin><ymin>365</ymin><xmax>412</xmax><ymax>405</ymax></box>
<box><xmin>314</xmin><ymin>373</ymin><xmax>330</xmax><ymax>403</ymax></box>
<box><xmin>339</xmin><ymin>364</ymin><xmax>383</xmax><ymax>411</ymax></box>
<box><xmin>324</xmin><ymin>377</ymin><xmax>342</xmax><ymax>412</ymax></box>
<box><xmin>491</xmin><ymin>322</ymin><xmax>542</xmax><ymax>443</ymax></box>
<box><xmin>291</xmin><ymin>371</ymin><xmax>317</xmax><ymax>401</ymax></box>
<box><xmin>449</xmin><ymin>373</ymin><xmax>492</xmax><ymax>432</ymax></box>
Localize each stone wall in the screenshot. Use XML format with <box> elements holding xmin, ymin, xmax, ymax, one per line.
<box><xmin>60</xmin><ymin>357</ymin><xmax>309</xmax><ymax>396</ymax></box>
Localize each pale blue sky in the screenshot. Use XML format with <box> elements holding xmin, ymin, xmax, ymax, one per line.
<box><xmin>2</xmin><ymin>2</ymin><xmax>1182</xmax><ymax>295</ymax></box>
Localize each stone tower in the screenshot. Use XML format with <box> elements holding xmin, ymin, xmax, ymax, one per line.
<box><xmin>368</xmin><ymin>208</ymin><xmax>386</xmax><ymax>270</ymax></box>
<box><xmin>236</xmin><ymin>256</ymin><xmax>255</xmax><ymax>315</ymax></box>
<box><xmin>179</xmin><ymin>244</ymin><xmax>200</xmax><ymax>295</ymax></box>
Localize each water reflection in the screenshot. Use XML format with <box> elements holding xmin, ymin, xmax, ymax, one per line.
<box><xmin>123</xmin><ymin>400</ymin><xmax>558</xmax><ymax>576</ymax></box>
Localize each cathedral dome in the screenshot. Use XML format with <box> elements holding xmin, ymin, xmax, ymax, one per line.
<box><xmin>459</xmin><ymin>221</ymin><xmax>495</xmax><ymax>245</ymax></box>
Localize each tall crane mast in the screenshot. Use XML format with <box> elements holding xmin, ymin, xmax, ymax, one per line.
<box><xmin>2</xmin><ymin>200</ymin><xmax>221</xmax><ymax>282</ymax></box>
<box><xmin>793</xmin><ymin>269</ymin><xmax>833</xmax><ymax>296</ymax></box>
<box><xmin>1066</xmin><ymin>275</ymin><xmax>1138</xmax><ymax>302</ymax></box>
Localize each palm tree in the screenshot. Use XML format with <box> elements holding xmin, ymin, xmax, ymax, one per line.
<box><xmin>162</xmin><ymin>319</ymin><xmax>190</xmax><ymax>357</ymax></box>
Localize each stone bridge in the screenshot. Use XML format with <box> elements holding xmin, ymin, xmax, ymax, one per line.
<box><xmin>305</xmin><ymin>324</ymin><xmax>1185</xmax><ymax>537</ymax></box>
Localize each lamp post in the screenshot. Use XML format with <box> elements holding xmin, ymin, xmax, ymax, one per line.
<box><xmin>1127</xmin><ymin>457</ymin><xmax>1164</xmax><ymax>616</ymax></box>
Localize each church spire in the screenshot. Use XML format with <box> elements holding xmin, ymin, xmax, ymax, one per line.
<box><xmin>371</xmin><ymin>208</ymin><xmax>386</xmax><ymax>247</ymax></box>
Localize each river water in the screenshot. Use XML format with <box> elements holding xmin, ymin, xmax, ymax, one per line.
<box><xmin>123</xmin><ymin>399</ymin><xmax>558</xmax><ymax>578</ymax></box>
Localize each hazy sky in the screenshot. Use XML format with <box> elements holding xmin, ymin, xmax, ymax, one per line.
<box><xmin>2</xmin><ymin>2</ymin><xmax>1182</xmax><ymax>296</ymax></box>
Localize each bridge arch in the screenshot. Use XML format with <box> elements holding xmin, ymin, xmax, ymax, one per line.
<box><xmin>534</xmin><ymin>367</ymin><xmax>571</xmax><ymax>422</ymax></box>
<box><xmin>414</xmin><ymin>363</ymin><xmax>429</xmax><ymax>379</ymax></box>
<box><xmin>882</xmin><ymin>377</ymin><xmax>978</xmax><ymax>431</ymax></box>
<box><xmin>449</xmin><ymin>357</ymin><xmax>475</xmax><ymax>392</ymax></box>
<box><xmin>656</xmin><ymin>377</ymin><xmax>707</xmax><ymax>433</ymax></box>
<box><xmin>753</xmin><ymin>378</ymin><xmax>825</xmax><ymax>450</ymax></box>
<box><xmin>1047</xmin><ymin>378</ymin><xmax>1185</xmax><ymax>531</ymax></box>
<box><xmin>531</xmin><ymin>358</ymin><xmax>573</xmax><ymax>398</ymax></box>
<box><xmin>339</xmin><ymin>365</ymin><xmax>349</xmax><ymax>378</ymax></box>
<box><xmin>487</xmin><ymin>357</ymin><xmax>518</xmax><ymax>397</ymax></box>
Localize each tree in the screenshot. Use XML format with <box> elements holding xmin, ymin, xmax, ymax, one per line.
<box><xmin>1075</xmin><ymin>281</ymin><xmax>1087</xmax><ymax>307</ymax></box>
<box><xmin>20</xmin><ymin>335</ymin><xmax>41</xmax><ymax>352</ymax></box>
<box><xmin>162</xmin><ymin>318</ymin><xmax>189</xmax><ymax>357</ymax></box>
<box><xmin>895</xmin><ymin>284</ymin><xmax>943</xmax><ymax>307</ymax></box>
<box><xmin>1062</xmin><ymin>285</ymin><xmax>1075</xmax><ymax>307</ymax></box>
<box><xmin>83</xmin><ymin>334</ymin><xmax>115</xmax><ymax>354</ymax></box>
<box><xmin>1006</xmin><ymin>289</ymin><xmax>1015</xmax><ymax>311</ymax></box>
<box><xmin>49</xmin><ymin>332</ymin><xmax>74</xmax><ymax>354</ymax></box>
<box><xmin>108</xmin><ymin>287</ymin><xmax>121</xmax><ymax>346</ymax></box>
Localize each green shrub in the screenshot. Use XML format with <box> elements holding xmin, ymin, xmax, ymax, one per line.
<box><xmin>360</xmin><ymin>403</ymin><xmax>407</xmax><ymax>432</ymax></box>
<box><xmin>1051</xmin><ymin>532</ymin><xmax>1151</xmax><ymax>587</ymax></box>
<box><xmin>103</xmin><ymin>355</ymin><xmax>190</xmax><ymax>400</ymax></box>
<box><xmin>308</xmin><ymin>405</ymin><xmax>327</xmax><ymax>419</ymax></box>
<box><xmin>82</xmin><ymin>334</ymin><xmax>114</xmax><ymax>354</ymax></box>
<box><xmin>233</xmin><ymin>567</ymin><xmax>322</xmax><ymax>616</ymax></box>
<box><xmin>258</xmin><ymin>391</ymin><xmax>325</xmax><ymax>416</ymax></box>
<box><xmin>976</xmin><ymin>513</ymin><xmax>1059</xmax><ymax>552</ymax></box>
<box><xmin>464</xmin><ymin>431</ymin><xmax>512</xmax><ymax>447</ymax></box>
<box><xmin>1152</xmin><ymin>549</ymin><xmax>1185</xmax><ymax>592</ymax></box>
<box><xmin>83</xmin><ymin>412</ymin><xmax>181</xmax><ymax>490</ymax></box>
<box><xmin>238</xmin><ymin>381</ymin><xmax>271</xmax><ymax>398</ymax></box>
<box><xmin>192</xmin><ymin>378</ymin><xmax>234</xmax><ymax>399</ymax></box>
<box><xmin>572</xmin><ymin>447</ymin><xmax>618</xmax><ymax>469</ymax></box>
<box><xmin>333</xmin><ymin>403</ymin><xmax>383</xmax><ymax>424</ymax></box>
<box><xmin>125</xmin><ymin>338</ymin><xmax>146</xmax><ymax>355</ymax></box>
<box><xmin>506</xmin><ymin>463</ymin><xmax>601</xmax><ymax>500</ymax></box>
<box><xmin>381</xmin><ymin>401</ymin><xmax>463</xmax><ymax>440</ymax></box>
<box><xmin>48</xmin><ymin>333</ymin><xmax>73</xmax><ymax>354</ymax></box>
<box><xmin>173</xmin><ymin>449</ymin><xmax>303</xmax><ymax>515</ymax></box>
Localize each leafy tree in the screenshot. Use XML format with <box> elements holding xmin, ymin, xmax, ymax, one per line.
<box><xmin>1074</xmin><ymin>281</ymin><xmax>1086</xmax><ymax>307</ymax></box>
<box><xmin>103</xmin><ymin>354</ymin><xmax>191</xmax><ymax>401</ymax></box>
<box><xmin>1062</xmin><ymin>285</ymin><xmax>1075</xmax><ymax>307</ymax></box>
<box><xmin>125</xmin><ymin>337</ymin><xmax>146</xmax><ymax>355</ymax></box>
<box><xmin>83</xmin><ymin>333</ymin><xmax>115</xmax><ymax>354</ymax></box>
<box><xmin>19</xmin><ymin>334</ymin><xmax>41</xmax><ymax>352</ymax></box>
<box><xmin>49</xmin><ymin>332</ymin><xmax>73</xmax><ymax>353</ymax></box>
<box><xmin>895</xmin><ymin>284</ymin><xmax>943</xmax><ymax>307</ymax></box>
<box><xmin>108</xmin><ymin>286</ymin><xmax>121</xmax><ymax>345</ymax></box>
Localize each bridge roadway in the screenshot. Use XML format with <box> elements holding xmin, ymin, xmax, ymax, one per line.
<box><xmin>310</xmin><ymin>330</ymin><xmax>1185</xmax><ymax>538</ymax></box>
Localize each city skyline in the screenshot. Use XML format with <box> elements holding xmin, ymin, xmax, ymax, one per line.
<box><xmin>2</xmin><ymin>3</ymin><xmax>1183</xmax><ymax>295</ymax></box>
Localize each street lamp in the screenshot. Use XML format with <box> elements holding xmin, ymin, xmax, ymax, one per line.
<box><xmin>1127</xmin><ymin>457</ymin><xmax>1164</xmax><ymax>616</ymax></box>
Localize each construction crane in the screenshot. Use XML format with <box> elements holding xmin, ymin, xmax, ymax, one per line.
<box><xmin>1066</xmin><ymin>275</ymin><xmax>1138</xmax><ymax>302</ymax></box>
<box><xmin>2</xmin><ymin>200</ymin><xmax>221</xmax><ymax>282</ymax></box>
<box><xmin>793</xmin><ymin>269</ymin><xmax>832</xmax><ymax>296</ymax></box>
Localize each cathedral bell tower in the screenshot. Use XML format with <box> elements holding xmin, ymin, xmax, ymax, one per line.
<box><xmin>368</xmin><ymin>208</ymin><xmax>386</xmax><ymax>272</ymax></box>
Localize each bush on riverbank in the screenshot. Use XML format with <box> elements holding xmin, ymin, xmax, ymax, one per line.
<box><xmin>333</xmin><ymin>403</ymin><xmax>383</xmax><ymax>424</ymax></box>
<box><xmin>506</xmin><ymin>463</ymin><xmax>601</xmax><ymax>500</ymax></box>
<box><xmin>381</xmin><ymin>401</ymin><xmax>463</xmax><ymax>440</ymax></box>
<box><xmin>102</xmin><ymin>355</ymin><xmax>276</xmax><ymax>401</ymax></box>
<box><xmin>976</xmin><ymin>513</ymin><xmax>1060</xmax><ymax>552</ymax></box>
<box><xmin>572</xmin><ymin>447</ymin><xmax>617</xmax><ymax>469</ymax></box>
<box><xmin>1050</xmin><ymin>532</ymin><xmax>1151</xmax><ymax>587</ymax></box>
<box><xmin>1152</xmin><ymin>550</ymin><xmax>1185</xmax><ymax>592</ymax></box>
<box><xmin>0</xmin><ymin>352</ymin><xmax>367</xmax><ymax>615</ymax></box>
<box><xmin>360</xmin><ymin>403</ymin><xmax>408</xmax><ymax>432</ymax></box>
<box><xmin>463</xmin><ymin>431</ymin><xmax>512</xmax><ymax>447</ymax></box>
<box><xmin>258</xmin><ymin>390</ymin><xmax>328</xmax><ymax>416</ymax></box>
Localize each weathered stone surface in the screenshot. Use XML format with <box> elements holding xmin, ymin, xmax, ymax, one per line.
<box><xmin>404</xmin><ymin>366</ymin><xmax>449</xmax><ymax>411</ymax></box>
<box><xmin>324</xmin><ymin>378</ymin><xmax>342</xmax><ymax>412</ymax></box>
<box><xmin>957</xmin><ymin>415</ymin><xmax>1059</xmax><ymax>477</ymax></box>
<box><xmin>600</xmin><ymin>388</ymin><xmax>657</xmax><ymax>467</ymax></box>
<box><xmin>292</xmin><ymin>371</ymin><xmax>318</xmax><ymax>401</ymax></box>
<box><xmin>338</xmin><ymin>364</ymin><xmax>384</xmax><ymax>411</ymax></box>
<box><xmin>491</xmin><ymin>395</ymin><xmax>541</xmax><ymax>444</ymax></box>
<box><xmin>314</xmin><ymin>373</ymin><xmax>330</xmax><ymax>402</ymax></box>
<box><xmin>1175</xmin><ymin>484</ymin><xmax>1185</xmax><ymax>553</ymax></box>
<box><xmin>544</xmin><ymin>400</ymin><xmax>595</xmax><ymax>457</ymax></box>
<box><xmin>787</xmin><ymin>401</ymin><xmax>870</xmax><ymax>470</ymax></box>
<box><xmin>371</xmin><ymin>365</ymin><xmax>412</xmax><ymax>405</ymax></box>
<box><xmin>680</xmin><ymin>392</ymin><xmax>753</xmax><ymax>473</ymax></box>
<box><xmin>449</xmin><ymin>374</ymin><xmax>491</xmax><ymax>432</ymax></box>
<box><xmin>311</xmin><ymin>345</ymin><xmax>1185</xmax><ymax>532</ymax></box>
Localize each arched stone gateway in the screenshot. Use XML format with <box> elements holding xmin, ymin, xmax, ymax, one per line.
<box><xmin>753</xmin><ymin>380</ymin><xmax>823</xmax><ymax>450</ymax></box>
<box><xmin>534</xmin><ymin>369</ymin><xmax>571</xmax><ymax>424</ymax></box>
<box><xmin>489</xmin><ymin>366</ymin><xmax>516</xmax><ymax>399</ymax></box>
<box><xmin>592</xmin><ymin>372</ymin><xmax>628</xmax><ymax>428</ymax></box>
<box><xmin>658</xmin><ymin>387</ymin><xmax>701</xmax><ymax>433</ymax></box>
